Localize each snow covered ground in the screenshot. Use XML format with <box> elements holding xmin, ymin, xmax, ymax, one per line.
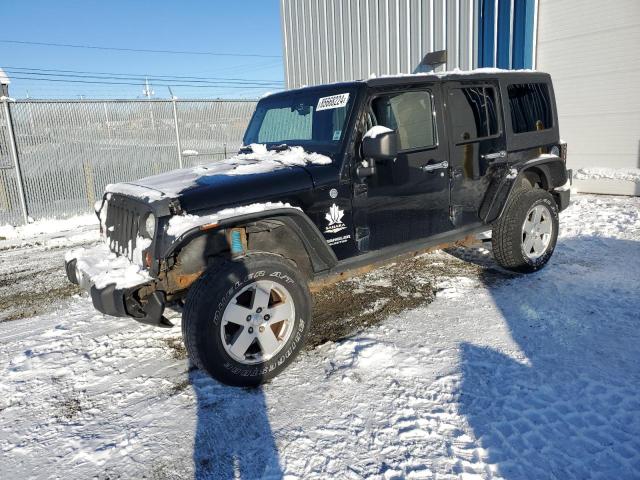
<box><xmin>1</xmin><ymin>194</ymin><xmax>639</xmax><ymax>479</ymax></box>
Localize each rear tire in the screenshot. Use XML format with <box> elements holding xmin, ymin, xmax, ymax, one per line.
<box><xmin>492</xmin><ymin>188</ymin><xmax>559</xmax><ymax>273</ymax></box>
<box><xmin>182</xmin><ymin>253</ymin><xmax>311</xmax><ymax>387</ymax></box>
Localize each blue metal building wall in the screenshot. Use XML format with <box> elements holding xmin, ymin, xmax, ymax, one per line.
<box><xmin>478</xmin><ymin>0</ymin><xmax>536</xmax><ymax>69</ymax></box>
<box><xmin>478</xmin><ymin>0</ymin><xmax>496</xmax><ymax>67</ymax></box>
<box><xmin>496</xmin><ymin>0</ymin><xmax>512</xmax><ymax>67</ymax></box>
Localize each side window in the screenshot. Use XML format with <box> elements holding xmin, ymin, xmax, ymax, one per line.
<box><xmin>449</xmin><ymin>86</ymin><xmax>500</xmax><ymax>143</ymax></box>
<box><xmin>508</xmin><ymin>83</ymin><xmax>553</xmax><ymax>133</ymax></box>
<box><xmin>371</xmin><ymin>90</ymin><xmax>437</xmax><ymax>150</ymax></box>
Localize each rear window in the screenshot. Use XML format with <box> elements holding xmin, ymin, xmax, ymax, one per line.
<box><xmin>508</xmin><ymin>83</ymin><xmax>553</xmax><ymax>133</ymax></box>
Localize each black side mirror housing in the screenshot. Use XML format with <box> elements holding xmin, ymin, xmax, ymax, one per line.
<box><xmin>362</xmin><ymin>130</ymin><xmax>399</xmax><ymax>161</ymax></box>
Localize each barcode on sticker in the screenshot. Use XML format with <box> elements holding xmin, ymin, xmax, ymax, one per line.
<box><xmin>316</xmin><ymin>93</ymin><xmax>350</xmax><ymax>111</ymax></box>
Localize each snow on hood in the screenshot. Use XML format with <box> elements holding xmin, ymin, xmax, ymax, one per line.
<box><xmin>196</xmin><ymin>143</ymin><xmax>331</xmax><ymax>176</ymax></box>
<box><xmin>105</xmin><ymin>144</ymin><xmax>331</xmax><ymax>201</ymax></box>
<box><xmin>166</xmin><ymin>201</ymin><xmax>300</xmax><ymax>238</ymax></box>
<box><xmin>105</xmin><ymin>183</ymin><xmax>166</xmax><ymax>202</ymax></box>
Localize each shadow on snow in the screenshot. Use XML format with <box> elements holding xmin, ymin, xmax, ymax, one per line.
<box><xmin>188</xmin><ymin>369</ymin><xmax>283</xmax><ymax>479</ymax></box>
<box><xmin>455</xmin><ymin>236</ymin><xmax>640</xmax><ymax>479</ymax></box>
<box><xmin>184</xmin><ymin>251</ymin><xmax>283</xmax><ymax>480</ymax></box>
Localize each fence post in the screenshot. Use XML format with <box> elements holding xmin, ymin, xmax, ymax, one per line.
<box><xmin>171</xmin><ymin>98</ymin><xmax>183</xmax><ymax>169</ymax></box>
<box><xmin>2</xmin><ymin>99</ymin><xmax>29</xmax><ymax>224</ymax></box>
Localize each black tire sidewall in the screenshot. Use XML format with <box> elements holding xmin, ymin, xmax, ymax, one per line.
<box><xmin>185</xmin><ymin>254</ymin><xmax>311</xmax><ymax>386</ymax></box>
<box><xmin>514</xmin><ymin>191</ymin><xmax>559</xmax><ymax>271</ymax></box>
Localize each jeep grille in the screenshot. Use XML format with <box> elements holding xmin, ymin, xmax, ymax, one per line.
<box><xmin>104</xmin><ymin>195</ymin><xmax>144</xmax><ymax>261</ymax></box>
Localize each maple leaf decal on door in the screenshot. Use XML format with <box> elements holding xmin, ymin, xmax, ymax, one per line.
<box><xmin>324</xmin><ymin>203</ymin><xmax>346</xmax><ymax>234</ymax></box>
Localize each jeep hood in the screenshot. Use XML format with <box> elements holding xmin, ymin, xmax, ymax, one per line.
<box><xmin>105</xmin><ymin>147</ymin><xmax>334</xmax><ymax>213</ymax></box>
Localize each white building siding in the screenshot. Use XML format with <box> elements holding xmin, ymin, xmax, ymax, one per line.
<box><xmin>536</xmin><ymin>0</ymin><xmax>640</xmax><ymax>195</ymax></box>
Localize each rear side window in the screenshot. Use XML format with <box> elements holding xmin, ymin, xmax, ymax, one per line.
<box><xmin>508</xmin><ymin>83</ymin><xmax>553</xmax><ymax>133</ymax></box>
<box><xmin>371</xmin><ymin>90</ymin><xmax>437</xmax><ymax>150</ymax></box>
<box><xmin>449</xmin><ymin>86</ymin><xmax>500</xmax><ymax>143</ymax></box>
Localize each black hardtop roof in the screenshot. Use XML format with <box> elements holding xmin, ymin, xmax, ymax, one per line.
<box><xmin>365</xmin><ymin>68</ymin><xmax>551</xmax><ymax>87</ymax></box>
<box><xmin>267</xmin><ymin>69</ymin><xmax>551</xmax><ymax>99</ymax></box>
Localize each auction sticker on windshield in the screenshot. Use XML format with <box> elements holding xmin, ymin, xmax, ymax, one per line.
<box><xmin>316</xmin><ymin>93</ymin><xmax>350</xmax><ymax>111</ymax></box>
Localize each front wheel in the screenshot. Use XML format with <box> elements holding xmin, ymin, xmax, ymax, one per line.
<box><xmin>492</xmin><ymin>189</ymin><xmax>559</xmax><ymax>273</ymax></box>
<box><xmin>182</xmin><ymin>253</ymin><xmax>311</xmax><ymax>387</ymax></box>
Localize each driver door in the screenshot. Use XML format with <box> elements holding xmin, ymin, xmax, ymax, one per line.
<box><xmin>358</xmin><ymin>85</ymin><xmax>453</xmax><ymax>251</ymax></box>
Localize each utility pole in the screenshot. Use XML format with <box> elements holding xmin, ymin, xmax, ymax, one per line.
<box><xmin>143</xmin><ymin>77</ymin><xmax>156</xmax><ymax>130</ymax></box>
<box><xmin>168</xmin><ymin>86</ymin><xmax>183</xmax><ymax>169</ymax></box>
<box><xmin>142</xmin><ymin>77</ymin><xmax>154</xmax><ymax>99</ymax></box>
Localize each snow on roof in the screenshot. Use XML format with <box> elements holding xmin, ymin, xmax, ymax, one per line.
<box><xmin>276</xmin><ymin>68</ymin><xmax>542</xmax><ymax>96</ymax></box>
<box><xmin>366</xmin><ymin>67</ymin><xmax>538</xmax><ymax>84</ymax></box>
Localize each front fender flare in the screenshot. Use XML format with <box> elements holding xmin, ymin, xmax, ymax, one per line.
<box><xmin>162</xmin><ymin>208</ymin><xmax>338</xmax><ymax>275</ymax></box>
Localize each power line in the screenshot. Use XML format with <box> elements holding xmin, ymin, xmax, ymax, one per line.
<box><xmin>3</xmin><ymin>69</ymin><xmax>282</xmax><ymax>87</ymax></box>
<box><xmin>0</xmin><ymin>39</ymin><xmax>281</xmax><ymax>58</ymax></box>
<box><xmin>8</xmin><ymin>75</ymin><xmax>276</xmax><ymax>89</ymax></box>
<box><xmin>3</xmin><ymin>65</ymin><xmax>282</xmax><ymax>84</ymax></box>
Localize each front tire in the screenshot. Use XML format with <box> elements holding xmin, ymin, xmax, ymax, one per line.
<box><xmin>182</xmin><ymin>253</ymin><xmax>311</xmax><ymax>387</ymax></box>
<box><xmin>492</xmin><ymin>189</ymin><xmax>559</xmax><ymax>273</ymax></box>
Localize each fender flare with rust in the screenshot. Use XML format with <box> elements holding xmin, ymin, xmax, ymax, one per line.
<box><xmin>160</xmin><ymin>207</ymin><xmax>338</xmax><ymax>275</ymax></box>
<box><xmin>479</xmin><ymin>155</ymin><xmax>568</xmax><ymax>224</ymax></box>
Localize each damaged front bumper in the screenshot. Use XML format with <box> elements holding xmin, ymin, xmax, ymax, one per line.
<box><xmin>65</xmin><ymin>243</ymin><xmax>167</xmax><ymax>326</ymax></box>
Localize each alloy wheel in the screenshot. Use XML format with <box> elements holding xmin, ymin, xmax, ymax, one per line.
<box><xmin>220</xmin><ymin>280</ymin><xmax>295</xmax><ymax>365</ymax></box>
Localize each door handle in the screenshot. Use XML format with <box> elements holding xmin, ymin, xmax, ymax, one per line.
<box><xmin>481</xmin><ymin>150</ymin><xmax>507</xmax><ymax>160</ymax></box>
<box><xmin>421</xmin><ymin>160</ymin><xmax>449</xmax><ymax>172</ymax></box>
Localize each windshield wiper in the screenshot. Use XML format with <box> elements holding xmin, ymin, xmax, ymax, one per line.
<box><xmin>269</xmin><ymin>143</ymin><xmax>290</xmax><ymax>152</ymax></box>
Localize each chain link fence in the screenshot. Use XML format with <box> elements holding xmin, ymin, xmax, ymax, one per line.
<box><xmin>0</xmin><ymin>98</ymin><xmax>257</xmax><ymax>225</ymax></box>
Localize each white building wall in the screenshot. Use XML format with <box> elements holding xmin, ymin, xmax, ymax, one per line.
<box><xmin>536</xmin><ymin>0</ymin><xmax>640</xmax><ymax>195</ymax></box>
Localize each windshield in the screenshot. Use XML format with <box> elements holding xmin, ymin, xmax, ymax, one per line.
<box><xmin>243</xmin><ymin>87</ymin><xmax>358</xmax><ymax>154</ymax></box>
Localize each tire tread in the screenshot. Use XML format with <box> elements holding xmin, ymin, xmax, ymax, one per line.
<box><xmin>181</xmin><ymin>252</ymin><xmax>310</xmax><ymax>386</ymax></box>
<box><xmin>492</xmin><ymin>187</ymin><xmax>559</xmax><ymax>272</ymax></box>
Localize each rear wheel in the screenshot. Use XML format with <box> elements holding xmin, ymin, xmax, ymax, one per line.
<box><xmin>182</xmin><ymin>253</ymin><xmax>311</xmax><ymax>386</ymax></box>
<box><xmin>492</xmin><ymin>188</ymin><xmax>559</xmax><ymax>273</ymax></box>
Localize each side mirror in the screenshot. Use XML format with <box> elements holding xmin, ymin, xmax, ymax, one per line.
<box><xmin>362</xmin><ymin>128</ymin><xmax>398</xmax><ymax>161</ymax></box>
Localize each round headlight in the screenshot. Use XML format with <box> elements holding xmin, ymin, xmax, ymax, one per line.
<box><xmin>144</xmin><ymin>213</ymin><xmax>156</xmax><ymax>238</ymax></box>
<box><xmin>550</xmin><ymin>146</ymin><xmax>560</xmax><ymax>157</ymax></box>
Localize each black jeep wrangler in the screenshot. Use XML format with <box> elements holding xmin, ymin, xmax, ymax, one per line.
<box><xmin>66</xmin><ymin>70</ymin><xmax>570</xmax><ymax>386</ymax></box>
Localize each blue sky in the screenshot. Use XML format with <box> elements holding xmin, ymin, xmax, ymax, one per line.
<box><xmin>0</xmin><ymin>0</ymin><xmax>284</xmax><ymax>99</ymax></box>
